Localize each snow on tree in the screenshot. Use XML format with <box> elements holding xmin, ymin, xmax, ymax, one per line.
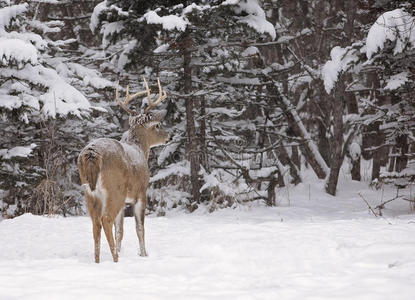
<box><xmin>0</xmin><ymin>2</ymin><xmax>92</xmax><ymax>118</ymax></box>
<box><xmin>90</xmin><ymin>0</ymin><xmax>286</xmax><ymax>210</ymax></box>
<box><xmin>322</xmin><ymin>3</ymin><xmax>415</xmax><ymax>192</ymax></box>
<box><xmin>0</xmin><ymin>0</ymin><xmax>113</xmax><ymax>217</ymax></box>
<box><xmin>366</xmin><ymin>8</ymin><xmax>415</xmax><ymax>59</ymax></box>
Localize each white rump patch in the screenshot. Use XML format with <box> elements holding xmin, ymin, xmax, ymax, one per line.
<box><xmin>125</xmin><ymin>197</ymin><xmax>136</xmax><ymax>204</ymax></box>
<box><xmin>83</xmin><ymin>174</ymin><xmax>107</xmax><ymax>215</ymax></box>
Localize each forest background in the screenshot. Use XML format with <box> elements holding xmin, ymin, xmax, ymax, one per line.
<box><xmin>1</xmin><ymin>0</ymin><xmax>414</xmax><ymax>218</ymax></box>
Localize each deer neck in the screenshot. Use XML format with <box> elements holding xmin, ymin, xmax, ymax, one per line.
<box><xmin>125</xmin><ymin>129</ymin><xmax>150</xmax><ymax>161</ymax></box>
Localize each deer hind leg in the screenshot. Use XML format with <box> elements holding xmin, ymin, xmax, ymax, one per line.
<box><xmin>114</xmin><ymin>208</ymin><xmax>124</xmax><ymax>254</ymax></box>
<box><xmin>86</xmin><ymin>196</ymin><xmax>102</xmax><ymax>263</ymax></box>
<box><xmin>102</xmin><ymin>214</ymin><xmax>118</xmax><ymax>262</ymax></box>
<box><xmin>134</xmin><ymin>198</ymin><xmax>148</xmax><ymax>257</ymax></box>
<box><xmin>92</xmin><ymin>216</ymin><xmax>102</xmax><ymax>263</ymax></box>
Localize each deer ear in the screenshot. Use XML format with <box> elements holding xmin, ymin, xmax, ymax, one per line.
<box><xmin>128</xmin><ymin>115</ymin><xmax>137</xmax><ymax>127</ymax></box>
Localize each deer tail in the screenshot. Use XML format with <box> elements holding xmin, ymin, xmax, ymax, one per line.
<box><xmin>77</xmin><ymin>147</ymin><xmax>102</xmax><ymax>191</ymax></box>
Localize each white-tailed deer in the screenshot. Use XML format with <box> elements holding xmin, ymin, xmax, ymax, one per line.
<box><xmin>78</xmin><ymin>77</ymin><xmax>169</xmax><ymax>263</ymax></box>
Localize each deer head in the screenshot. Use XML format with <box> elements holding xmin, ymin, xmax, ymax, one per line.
<box><xmin>116</xmin><ymin>77</ymin><xmax>170</xmax><ymax>149</ymax></box>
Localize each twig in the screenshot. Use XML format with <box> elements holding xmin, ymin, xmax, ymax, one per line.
<box><xmin>358</xmin><ymin>192</ymin><xmax>392</xmax><ymax>225</ymax></box>
<box><xmin>358</xmin><ymin>192</ymin><xmax>378</xmax><ymax>217</ymax></box>
<box><xmin>374</xmin><ymin>195</ymin><xmax>401</xmax><ymax>211</ymax></box>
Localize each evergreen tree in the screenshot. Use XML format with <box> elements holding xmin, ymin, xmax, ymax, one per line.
<box><xmin>92</xmin><ymin>0</ymin><xmax>291</xmax><ymax>210</ymax></box>
<box><xmin>0</xmin><ymin>0</ymin><xmax>112</xmax><ymax>217</ymax></box>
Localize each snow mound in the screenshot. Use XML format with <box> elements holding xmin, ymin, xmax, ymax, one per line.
<box><xmin>1</xmin><ymin>186</ymin><xmax>415</xmax><ymax>300</ymax></box>
<box><xmin>366</xmin><ymin>8</ymin><xmax>415</xmax><ymax>59</ymax></box>
<box><xmin>143</xmin><ymin>10</ymin><xmax>188</xmax><ymax>32</ymax></box>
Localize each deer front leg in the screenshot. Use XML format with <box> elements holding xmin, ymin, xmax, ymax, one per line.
<box><xmin>134</xmin><ymin>198</ymin><xmax>148</xmax><ymax>257</ymax></box>
<box><xmin>114</xmin><ymin>208</ymin><xmax>124</xmax><ymax>254</ymax></box>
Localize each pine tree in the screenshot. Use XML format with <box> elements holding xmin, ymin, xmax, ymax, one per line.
<box><xmin>91</xmin><ymin>0</ymin><xmax>294</xmax><ymax>210</ymax></box>
<box><xmin>0</xmin><ymin>0</ymin><xmax>113</xmax><ymax>217</ymax></box>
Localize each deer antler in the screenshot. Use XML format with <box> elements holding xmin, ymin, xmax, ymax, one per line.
<box><xmin>144</xmin><ymin>77</ymin><xmax>167</xmax><ymax>113</ymax></box>
<box><xmin>115</xmin><ymin>81</ymin><xmax>149</xmax><ymax>115</ymax></box>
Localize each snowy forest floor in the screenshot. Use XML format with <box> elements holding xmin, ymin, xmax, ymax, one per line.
<box><xmin>1</xmin><ymin>174</ymin><xmax>415</xmax><ymax>299</ymax></box>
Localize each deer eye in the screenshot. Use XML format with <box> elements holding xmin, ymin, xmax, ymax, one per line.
<box><xmin>155</xmin><ymin>123</ymin><xmax>161</xmax><ymax>130</ymax></box>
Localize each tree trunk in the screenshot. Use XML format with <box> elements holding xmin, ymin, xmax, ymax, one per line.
<box><xmin>395</xmin><ymin>134</ymin><xmax>409</xmax><ymax>172</ymax></box>
<box><xmin>350</xmin><ymin>156</ymin><xmax>361</xmax><ymax>181</ymax></box>
<box><xmin>181</xmin><ymin>32</ymin><xmax>200</xmax><ymax>204</ymax></box>
<box><xmin>344</xmin><ymin>0</ymin><xmax>361</xmax><ymax>181</ymax></box>
<box><xmin>276</xmin><ymin>146</ymin><xmax>302</xmax><ymax>185</ymax></box>
<box><xmin>345</xmin><ymin>77</ymin><xmax>361</xmax><ymax>181</ymax></box>
<box><xmin>317</xmin><ymin>120</ymin><xmax>331</xmax><ymax>165</ymax></box>
<box><xmin>372</xmin><ymin>147</ymin><xmax>381</xmax><ymax>181</ymax></box>
<box><xmin>267</xmin><ymin>176</ymin><xmax>278</xmax><ymax>206</ymax></box>
<box><xmin>326</xmin><ymin>79</ymin><xmax>345</xmax><ymax>196</ymax></box>
<box><xmin>366</xmin><ymin>71</ymin><xmax>387</xmax><ymax>181</ymax></box>
<box><xmin>267</xmin><ymin>82</ymin><xmax>329</xmax><ymax>179</ymax></box>
<box><xmin>291</xmin><ymin>145</ymin><xmax>301</xmax><ymax>170</ymax></box>
<box><xmin>199</xmin><ymin>96</ymin><xmax>208</xmax><ymax>172</ymax></box>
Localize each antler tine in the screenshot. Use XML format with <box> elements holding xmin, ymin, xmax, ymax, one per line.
<box><xmin>142</xmin><ymin>76</ymin><xmax>153</xmax><ymax>108</ymax></box>
<box><xmin>145</xmin><ymin>77</ymin><xmax>167</xmax><ymax>113</ymax></box>
<box><xmin>116</xmin><ymin>80</ymin><xmax>151</xmax><ymax>115</ymax></box>
<box><xmin>115</xmin><ymin>81</ymin><xmax>135</xmax><ymax>115</ymax></box>
<box><xmin>125</xmin><ymin>85</ymin><xmax>148</xmax><ymax>105</ymax></box>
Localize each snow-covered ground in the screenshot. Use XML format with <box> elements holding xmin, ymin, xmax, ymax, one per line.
<box><xmin>1</xmin><ymin>177</ymin><xmax>415</xmax><ymax>300</ymax></box>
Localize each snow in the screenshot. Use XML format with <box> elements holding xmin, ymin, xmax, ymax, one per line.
<box><xmin>224</xmin><ymin>0</ymin><xmax>276</xmax><ymax>40</ymax></box>
<box><xmin>0</xmin><ymin>143</ymin><xmax>36</xmax><ymax>159</ymax></box>
<box><xmin>183</xmin><ymin>3</ymin><xmax>210</xmax><ymax>15</ymax></box>
<box><xmin>1</xmin><ymin>64</ymin><xmax>91</xmax><ymax>118</ymax></box>
<box><xmin>153</xmin><ymin>43</ymin><xmax>170</xmax><ymax>53</ymax></box>
<box><xmin>1</xmin><ymin>177</ymin><xmax>415</xmax><ymax>299</ymax></box>
<box><xmin>150</xmin><ymin>161</ymin><xmax>190</xmax><ymax>183</ymax></box>
<box><xmin>249</xmin><ymin>166</ymin><xmax>277</xmax><ymax>178</ymax></box>
<box><xmin>101</xmin><ymin>21</ymin><xmax>124</xmax><ymax>48</ymax></box>
<box><xmin>65</xmin><ymin>63</ymin><xmax>113</xmax><ymax>89</ymax></box>
<box><xmin>157</xmin><ymin>141</ymin><xmax>180</xmax><ymax>165</ymax></box>
<box><xmin>0</xmin><ymin>3</ymin><xmax>28</xmax><ymax>31</ymax></box>
<box><xmin>384</xmin><ymin>72</ymin><xmax>409</xmax><ymax>90</ymax></box>
<box><xmin>118</xmin><ymin>40</ymin><xmax>136</xmax><ymax>70</ymax></box>
<box><xmin>239</xmin><ymin>14</ymin><xmax>276</xmax><ymax>40</ymax></box>
<box><xmin>349</xmin><ymin>142</ymin><xmax>361</xmax><ymax>161</ymax></box>
<box><xmin>0</xmin><ymin>92</ymin><xmax>20</xmax><ymax>110</ymax></box>
<box><xmin>28</xmin><ymin>20</ymin><xmax>63</xmax><ymax>34</ymax></box>
<box><xmin>322</xmin><ymin>46</ymin><xmax>358</xmax><ymax>94</ymax></box>
<box><xmin>217</xmin><ymin>76</ymin><xmax>261</xmax><ymax>85</ymax></box>
<box><xmin>89</xmin><ymin>1</ymin><xmax>106</xmax><ymax>32</ymax></box>
<box><xmin>200</xmin><ymin>168</ymin><xmax>241</xmax><ymax>197</ymax></box>
<box><xmin>0</xmin><ymin>38</ymin><xmax>38</xmax><ymax>65</ymax></box>
<box><xmin>207</xmin><ymin>107</ymin><xmax>244</xmax><ymax>117</ymax></box>
<box><xmin>3</xmin><ymin>31</ymin><xmax>48</xmax><ymax>51</ymax></box>
<box><xmin>142</xmin><ymin>10</ymin><xmax>188</xmax><ymax>32</ymax></box>
<box><xmin>242</xmin><ymin>46</ymin><xmax>259</xmax><ymax>57</ymax></box>
<box><xmin>366</xmin><ymin>9</ymin><xmax>415</xmax><ymax>59</ymax></box>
